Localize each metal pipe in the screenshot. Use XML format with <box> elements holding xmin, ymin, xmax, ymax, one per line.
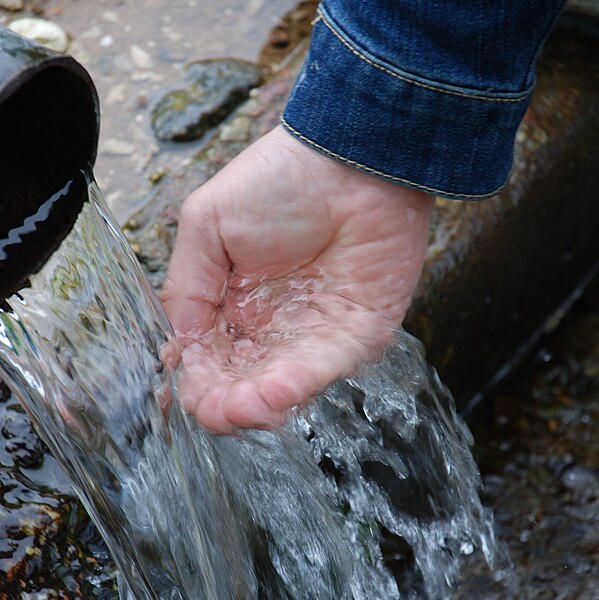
<box><xmin>0</xmin><ymin>26</ymin><xmax>100</xmax><ymax>300</ymax></box>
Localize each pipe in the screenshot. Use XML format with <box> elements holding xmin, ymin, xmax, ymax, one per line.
<box><xmin>0</xmin><ymin>26</ymin><xmax>100</xmax><ymax>300</ymax></box>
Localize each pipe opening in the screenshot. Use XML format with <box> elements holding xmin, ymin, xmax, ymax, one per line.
<box><xmin>0</xmin><ymin>64</ymin><xmax>99</xmax><ymax>300</ymax></box>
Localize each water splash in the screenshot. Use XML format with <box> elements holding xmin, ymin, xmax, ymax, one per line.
<box><xmin>0</xmin><ymin>172</ymin><xmax>506</xmax><ymax>598</ymax></box>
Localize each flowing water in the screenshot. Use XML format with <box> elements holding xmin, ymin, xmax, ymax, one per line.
<box><xmin>0</xmin><ymin>171</ymin><xmax>505</xmax><ymax>598</ymax></box>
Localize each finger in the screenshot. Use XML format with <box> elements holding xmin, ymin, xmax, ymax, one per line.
<box><xmin>221</xmin><ymin>323</ymin><xmax>385</xmax><ymax>427</ymax></box>
<box><xmin>198</xmin><ymin>380</ymin><xmax>285</xmax><ymax>432</ymax></box>
<box><xmin>192</xmin><ymin>385</ymin><xmax>235</xmax><ymax>434</ymax></box>
<box><xmin>178</xmin><ymin>347</ymin><xmax>289</xmax><ymax>432</ymax></box>
<box><xmin>161</xmin><ymin>189</ymin><xmax>230</xmax><ymax>335</ymax></box>
<box><xmin>176</xmin><ymin>356</ymin><xmax>236</xmax><ymax>434</ymax></box>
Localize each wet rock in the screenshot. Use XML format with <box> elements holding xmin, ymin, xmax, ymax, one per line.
<box><xmin>151</xmin><ymin>59</ymin><xmax>262</xmax><ymax>142</ymax></box>
<box><xmin>1</xmin><ymin>404</ymin><xmax>44</xmax><ymax>469</ymax></box>
<box><xmin>0</xmin><ymin>0</ymin><xmax>24</xmax><ymax>11</ymax></box>
<box><xmin>0</xmin><ymin>385</ymin><xmax>118</xmax><ymax>596</ymax></box>
<box><xmin>8</xmin><ymin>18</ymin><xmax>69</xmax><ymax>53</ymax></box>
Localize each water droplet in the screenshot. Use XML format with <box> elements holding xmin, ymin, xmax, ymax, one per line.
<box><xmin>460</xmin><ymin>541</ymin><xmax>474</xmax><ymax>555</ymax></box>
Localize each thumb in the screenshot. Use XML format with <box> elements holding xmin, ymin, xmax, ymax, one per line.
<box><xmin>161</xmin><ymin>191</ymin><xmax>230</xmax><ymax>335</ymax></box>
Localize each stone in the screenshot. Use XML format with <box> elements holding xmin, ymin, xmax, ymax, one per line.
<box><xmin>151</xmin><ymin>59</ymin><xmax>262</xmax><ymax>142</ymax></box>
<box><xmin>99</xmin><ymin>138</ymin><xmax>135</xmax><ymax>156</ymax></box>
<box><xmin>130</xmin><ymin>44</ymin><xmax>153</xmax><ymax>70</ymax></box>
<box><xmin>8</xmin><ymin>18</ymin><xmax>69</xmax><ymax>53</ymax></box>
<box><xmin>105</xmin><ymin>83</ymin><xmax>127</xmax><ymax>105</ymax></box>
<box><xmin>0</xmin><ymin>0</ymin><xmax>24</xmax><ymax>11</ymax></box>
<box><xmin>219</xmin><ymin>115</ymin><xmax>251</xmax><ymax>143</ymax></box>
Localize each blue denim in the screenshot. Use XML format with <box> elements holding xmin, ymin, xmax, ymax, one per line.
<box><xmin>282</xmin><ymin>1</ymin><xmax>567</xmax><ymax>200</ymax></box>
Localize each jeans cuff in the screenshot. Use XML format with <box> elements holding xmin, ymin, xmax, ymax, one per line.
<box><xmin>282</xmin><ymin>6</ymin><xmax>533</xmax><ymax>200</ymax></box>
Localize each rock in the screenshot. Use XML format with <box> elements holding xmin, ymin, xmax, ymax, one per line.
<box><xmin>102</xmin><ymin>10</ymin><xmax>120</xmax><ymax>24</ymax></box>
<box><xmin>219</xmin><ymin>115</ymin><xmax>251</xmax><ymax>143</ymax></box>
<box><xmin>0</xmin><ymin>385</ymin><xmax>118</xmax><ymax>597</ymax></box>
<box><xmin>100</xmin><ymin>34</ymin><xmax>114</xmax><ymax>48</ymax></box>
<box><xmin>9</xmin><ymin>18</ymin><xmax>69</xmax><ymax>53</ymax></box>
<box><xmin>0</xmin><ymin>0</ymin><xmax>24</xmax><ymax>11</ymax></box>
<box><xmin>130</xmin><ymin>44</ymin><xmax>153</xmax><ymax>70</ymax></box>
<box><xmin>105</xmin><ymin>83</ymin><xmax>127</xmax><ymax>105</ymax></box>
<box><xmin>151</xmin><ymin>59</ymin><xmax>262</xmax><ymax>142</ymax></box>
<box><xmin>99</xmin><ymin>138</ymin><xmax>135</xmax><ymax>156</ymax></box>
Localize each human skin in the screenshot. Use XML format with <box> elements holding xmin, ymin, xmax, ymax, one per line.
<box><xmin>161</xmin><ymin>125</ymin><xmax>434</xmax><ymax>433</ymax></box>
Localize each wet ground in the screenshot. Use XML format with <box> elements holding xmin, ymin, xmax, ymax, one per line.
<box><xmin>455</xmin><ymin>281</ymin><xmax>599</xmax><ymax>599</ymax></box>
<box><xmin>0</xmin><ymin>386</ymin><xmax>118</xmax><ymax>598</ymax></box>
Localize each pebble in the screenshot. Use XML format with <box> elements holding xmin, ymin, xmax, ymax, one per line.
<box><xmin>246</xmin><ymin>0</ymin><xmax>264</xmax><ymax>16</ymax></box>
<box><xmin>0</xmin><ymin>0</ymin><xmax>24</xmax><ymax>11</ymax></box>
<box><xmin>219</xmin><ymin>115</ymin><xmax>251</xmax><ymax>143</ymax></box>
<box><xmin>100</xmin><ymin>34</ymin><xmax>114</xmax><ymax>48</ymax></box>
<box><xmin>9</xmin><ymin>17</ymin><xmax>69</xmax><ymax>53</ymax></box>
<box><xmin>102</xmin><ymin>10</ymin><xmax>120</xmax><ymax>24</ymax></box>
<box><xmin>130</xmin><ymin>44</ymin><xmax>153</xmax><ymax>70</ymax></box>
<box><xmin>105</xmin><ymin>83</ymin><xmax>127</xmax><ymax>105</ymax></box>
<box><xmin>99</xmin><ymin>138</ymin><xmax>135</xmax><ymax>155</ymax></box>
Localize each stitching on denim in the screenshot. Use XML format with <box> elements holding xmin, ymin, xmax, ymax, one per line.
<box><xmin>317</xmin><ymin>6</ymin><xmax>529</xmax><ymax>104</ymax></box>
<box><xmin>280</xmin><ymin>117</ymin><xmax>502</xmax><ymax>199</ymax></box>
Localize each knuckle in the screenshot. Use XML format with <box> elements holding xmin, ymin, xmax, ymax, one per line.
<box><xmin>180</xmin><ymin>187</ymin><xmax>214</xmax><ymax>222</ymax></box>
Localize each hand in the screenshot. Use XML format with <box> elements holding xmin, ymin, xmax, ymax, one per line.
<box><xmin>161</xmin><ymin>125</ymin><xmax>434</xmax><ymax>433</ymax></box>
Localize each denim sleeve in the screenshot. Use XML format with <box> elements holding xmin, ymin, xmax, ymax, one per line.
<box><xmin>282</xmin><ymin>1</ymin><xmax>567</xmax><ymax>200</ymax></box>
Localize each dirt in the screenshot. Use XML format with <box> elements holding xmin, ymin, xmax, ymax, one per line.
<box><xmin>258</xmin><ymin>0</ymin><xmax>318</xmax><ymax>71</ymax></box>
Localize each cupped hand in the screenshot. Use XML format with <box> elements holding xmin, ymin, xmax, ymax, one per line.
<box><xmin>161</xmin><ymin>125</ymin><xmax>434</xmax><ymax>433</ymax></box>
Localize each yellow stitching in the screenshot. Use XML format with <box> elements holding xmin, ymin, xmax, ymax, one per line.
<box><xmin>311</xmin><ymin>14</ymin><xmax>322</xmax><ymax>26</ymax></box>
<box><xmin>280</xmin><ymin>116</ymin><xmax>502</xmax><ymax>199</ymax></box>
<box><xmin>316</xmin><ymin>7</ymin><xmax>528</xmax><ymax>104</ymax></box>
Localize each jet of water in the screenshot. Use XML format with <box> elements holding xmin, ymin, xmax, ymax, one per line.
<box><xmin>0</xmin><ymin>171</ymin><xmax>507</xmax><ymax>599</ymax></box>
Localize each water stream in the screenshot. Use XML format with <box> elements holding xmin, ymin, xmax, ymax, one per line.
<box><xmin>0</xmin><ymin>172</ymin><xmax>505</xmax><ymax>598</ymax></box>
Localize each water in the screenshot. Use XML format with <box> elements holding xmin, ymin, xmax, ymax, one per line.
<box><xmin>0</xmin><ymin>172</ymin><xmax>505</xmax><ymax>598</ymax></box>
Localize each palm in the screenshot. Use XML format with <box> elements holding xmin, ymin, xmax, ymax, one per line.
<box><xmin>162</xmin><ymin>126</ymin><xmax>433</xmax><ymax>432</ymax></box>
